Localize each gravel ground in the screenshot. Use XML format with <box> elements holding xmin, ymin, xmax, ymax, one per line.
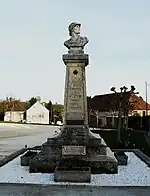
<box><xmin>0</xmin><ymin>152</ymin><xmax>150</xmax><ymax>186</ymax></box>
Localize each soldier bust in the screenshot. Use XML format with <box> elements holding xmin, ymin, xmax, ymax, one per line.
<box><xmin>64</xmin><ymin>22</ymin><xmax>89</xmax><ymax>54</ymax></box>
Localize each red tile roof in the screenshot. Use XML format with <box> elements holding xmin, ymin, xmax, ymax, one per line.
<box><xmin>0</xmin><ymin>101</ymin><xmax>29</xmax><ymax>112</ymax></box>
<box><xmin>130</xmin><ymin>94</ymin><xmax>150</xmax><ymax>110</ymax></box>
<box><xmin>88</xmin><ymin>92</ymin><xmax>150</xmax><ymax>111</ymax></box>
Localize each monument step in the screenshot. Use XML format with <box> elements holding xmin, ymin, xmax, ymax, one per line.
<box><xmin>54</xmin><ymin>166</ymin><xmax>91</xmax><ymax>183</ymax></box>
<box><xmin>42</xmin><ymin>139</ymin><xmax>106</xmax><ymax>148</ymax></box>
<box><xmin>29</xmin><ymin>152</ymin><xmax>117</xmax><ymax>174</ymax></box>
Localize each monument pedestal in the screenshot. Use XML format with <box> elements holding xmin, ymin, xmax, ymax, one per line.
<box><xmin>29</xmin><ymin>126</ymin><xmax>118</xmax><ymax>177</ymax></box>
<box><xmin>29</xmin><ymin>23</ymin><xmax>118</xmax><ymax>182</ymax></box>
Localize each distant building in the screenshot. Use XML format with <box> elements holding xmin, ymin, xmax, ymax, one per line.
<box><xmin>0</xmin><ymin>100</ymin><xmax>28</xmax><ymax>122</ymax></box>
<box><xmin>87</xmin><ymin>93</ymin><xmax>150</xmax><ymax>127</ymax></box>
<box><xmin>4</xmin><ymin>111</ymin><xmax>25</xmax><ymax>122</ymax></box>
<box><xmin>26</xmin><ymin>101</ymin><xmax>49</xmax><ymax>124</ymax></box>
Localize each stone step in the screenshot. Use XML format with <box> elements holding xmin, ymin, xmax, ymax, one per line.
<box><xmin>54</xmin><ymin>166</ymin><xmax>91</xmax><ymax>183</ymax></box>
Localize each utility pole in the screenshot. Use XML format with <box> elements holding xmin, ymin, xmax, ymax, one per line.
<box><xmin>145</xmin><ymin>82</ymin><xmax>150</xmax><ymax>135</ymax></box>
<box><xmin>146</xmin><ymin>81</ymin><xmax>148</xmax><ymax>116</ymax></box>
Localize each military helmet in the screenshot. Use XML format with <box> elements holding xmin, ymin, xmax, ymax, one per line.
<box><xmin>68</xmin><ymin>22</ymin><xmax>81</xmax><ymax>36</ymax></box>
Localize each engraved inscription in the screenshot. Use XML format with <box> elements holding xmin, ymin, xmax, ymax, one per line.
<box><xmin>69</xmin><ymin>91</ymin><xmax>82</xmax><ymax>100</ymax></box>
<box><xmin>71</xmin><ymin>87</ymin><xmax>82</xmax><ymax>90</ymax></box>
<box><xmin>62</xmin><ymin>146</ymin><xmax>86</xmax><ymax>155</ymax></box>
<box><xmin>71</xmin><ymin>80</ymin><xmax>82</xmax><ymax>88</ymax></box>
<box><xmin>66</xmin><ymin>112</ymin><xmax>84</xmax><ymax>120</ymax></box>
<box><xmin>66</xmin><ymin>64</ymin><xmax>85</xmax><ymax>121</ymax></box>
<box><xmin>68</xmin><ymin>104</ymin><xmax>82</xmax><ymax>110</ymax></box>
<box><xmin>68</xmin><ymin>103</ymin><xmax>79</xmax><ymax>107</ymax></box>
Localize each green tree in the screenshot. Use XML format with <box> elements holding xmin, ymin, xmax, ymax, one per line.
<box><xmin>46</xmin><ymin>100</ymin><xmax>53</xmax><ymax>123</ymax></box>
<box><xmin>28</xmin><ymin>97</ymin><xmax>38</xmax><ymax>107</ymax></box>
<box><xmin>52</xmin><ymin>104</ymin><xmax>63</xmax><ymax>123</ymax></box>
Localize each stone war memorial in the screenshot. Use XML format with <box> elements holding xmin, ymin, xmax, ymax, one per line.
<box><xmin>1</xmin><ymin>22</ymin><xmax>150</xmax><ymax>196</ymax></box>
<box><xmin>29</xmin><ymin>22</ymin><xmax>118</xmax><ymax>182</ymax></box>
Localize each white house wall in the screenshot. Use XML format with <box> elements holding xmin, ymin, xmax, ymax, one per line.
<box><xmin>98</xmin><ymin>111</ymin><xmax>118</xmax><ymax>127</ymax></box>
<box><xmin>4</xmin><ymin>111</ymin><xmax>24</xmax><ymax>122</ymax></box>
<box><xmin>26</xmin><ymin>102</ymin><xmax>49</xmax><ymax>124</ymax></box>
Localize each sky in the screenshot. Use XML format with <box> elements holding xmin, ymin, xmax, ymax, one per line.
<box><xmin>0</xmin><ymin>0</ymin><xmax>150</xmax><ymax>104</ymax></box>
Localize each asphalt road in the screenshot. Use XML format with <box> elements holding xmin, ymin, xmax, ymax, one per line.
<box><xmin>0</xmin><ymin>123</ymin><xmax>60</xmax><ymax>158</ymax></box>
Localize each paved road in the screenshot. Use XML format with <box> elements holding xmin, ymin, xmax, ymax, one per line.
<box><xmin>0</xmin><ymin>123</ymin><xmax>60</xmax><ymax>157</ymax></box>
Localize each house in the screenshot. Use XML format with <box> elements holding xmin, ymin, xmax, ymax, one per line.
<box><xmin>0</xmin><ymin>100</ymin><xmax>28</xmax><ymax>122</ymax></box>
<box><xmin>26</xmin><ymin>101</ymin><xmax>49</xmax><ymax>124</ymax></box>
<box><xmin>87</xmin><ymin>93</ymin><xmax>150</xmax><ymax>127</ymax></box>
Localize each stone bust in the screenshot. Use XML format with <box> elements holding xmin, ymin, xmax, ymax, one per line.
<box><xmin>64</xmin><ymin>22</ymin><xmax>89</xmax><ymax>54</ymax></box>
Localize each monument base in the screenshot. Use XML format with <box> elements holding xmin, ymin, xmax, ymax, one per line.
<box><xmin>54</xmin><ymin>167</ymin><xmax>91</xmax><ymax>182</ymax></box>
<box><xmin>29</xmin><ymin>126</ymin><xmax>118</xmax><ymax>182</ymax></box>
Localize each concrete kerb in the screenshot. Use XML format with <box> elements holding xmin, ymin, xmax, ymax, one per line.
<box><xmin>0</xmin><ymin>183</ymin><xmax>150</xmax><ymax>196</ymax></box>
<box><xmin>113</xmin><ymin>148</ymin><xmax>150</xmax><ymax>167</ymax></box>
<box><xmin>0</xmin><ymin>146</ymin><xmax>43</xmax><ymax>168</ymax></box>
<box><xmin>0</xmin><ymin>148</ymin><xmax>27</xmax><ymax>167</ymax></box>
<box><xmin>133</xmin><ymin>149</ymin><xmax>150</xmax><ymax>166</ymax></box>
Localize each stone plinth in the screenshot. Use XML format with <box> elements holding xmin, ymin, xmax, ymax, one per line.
<box><xmin>29</xmin><ymin>126</ymin><xmax>118</xmax><ymax>175</ymax></box>
<box><xmin>54</xmin><ymin>167</ymin><xmax>91</xmax><ymax>182</ymax></box>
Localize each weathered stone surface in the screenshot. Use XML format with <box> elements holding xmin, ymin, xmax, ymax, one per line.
<box><xmin>63</xmin><ymin>54</ymin><xmax>89</xmax><ymax>65</ymax></box>
<box><xmin>29</xmin><ymin>126</ymin><xmax>118</xmax><ymax>174</ymax></box>
<box><xmin>54</xmin><ymin>167</ymin><xmax>91</xmax><ymax>182</ymax></box>
<box><xmin>63</xmin><ymin>55</ymin><xmax>88</xmax><ymax>126</ymax></box>
<box><xmin>64</xmin><ymin>22</ymin><xmax>89</xmax><ymax>54</ymax></box>
<box><xmin>63</xmin><ymin>23</ymin><xmax>89</xmax><ymax>127</ymax></box>
<box><xmin>21</xmin><ymin>151</ymin><xmax>38</xmax><ymax>166</ymax></box>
